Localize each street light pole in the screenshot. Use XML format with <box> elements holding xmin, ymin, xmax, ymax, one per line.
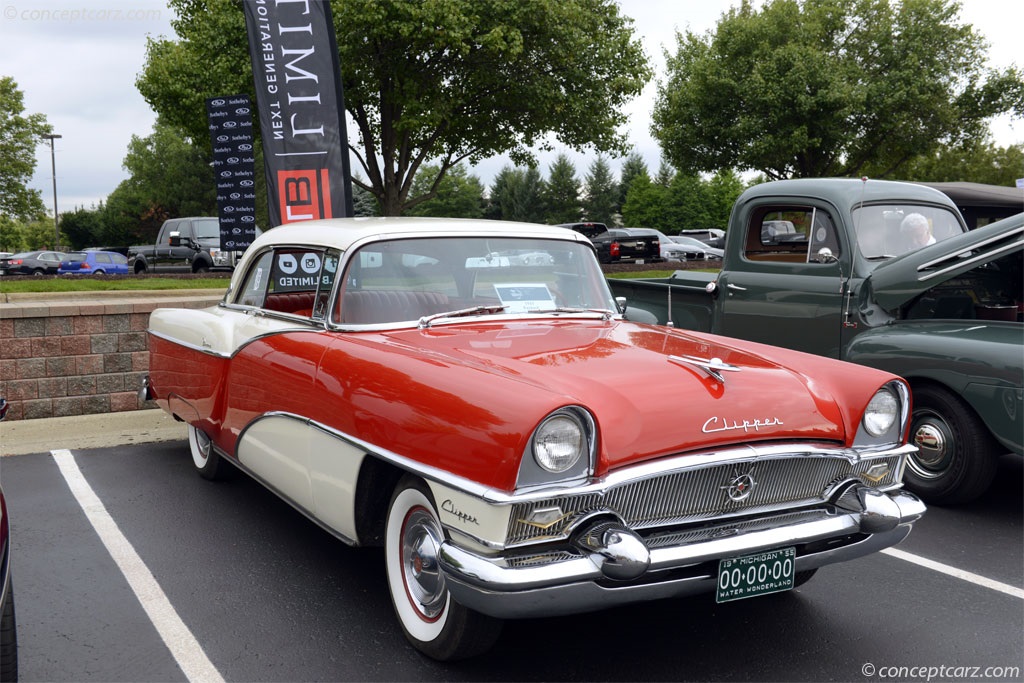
<box><xmin>43</xmin><ymin>133</ymin><xmax>62</xmax><ymax>250</ymax></box>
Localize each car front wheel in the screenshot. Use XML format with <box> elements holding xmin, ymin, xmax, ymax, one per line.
<box><xmin>904</xmin><ymin>385</ymin><xmax>998</xmax><ymax>505</ymax></box>
<box><xmin>188</xmin><ymin>425</ymin><xmax>231</xmax><ymax>481</ymax></box>
<box><xmin>384</xmin><ymin>475</ymin><xmax>501</xmax><ymax>661</ymax></box>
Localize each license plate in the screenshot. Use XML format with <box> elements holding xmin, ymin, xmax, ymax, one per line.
<box><xmin>716</xmin><ymin>547</ymin><xmax>795</xmax><ymax>603</ymax></box>
<box><xmin>635</xmin><ymin>259</ymin><xmax>645</xmax><ymax>264</ymax></box>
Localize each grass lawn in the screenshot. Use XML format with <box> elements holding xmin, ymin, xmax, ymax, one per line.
<box><xmin>0</xmin><ymin>276</ymin><xmax>230</xmax><ymax>294</ymax></box>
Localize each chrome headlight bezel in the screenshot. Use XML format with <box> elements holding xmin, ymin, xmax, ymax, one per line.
<box><xmin>516</xmin><ymin>407</ymin><xmax>596</xmax><ymax>490</ymax></box>
<box><xmin>854</xmin><ymin>381</ymin><xmax>910</xmax><ymax>448</ymax></box>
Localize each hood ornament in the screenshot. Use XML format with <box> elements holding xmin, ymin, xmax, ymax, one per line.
<box><xmin>668</xmin><ymin>355</ymin><xmax>740</xmax><ymax>383</ymax></box>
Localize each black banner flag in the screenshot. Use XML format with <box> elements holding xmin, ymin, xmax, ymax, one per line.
<box><xmin>242</xmin><ymin>0</ymin><xmax>354</xmax><ymax>226</ymax></box>
<box><xmin>205</xmin><ymin>95</ymin><xmax>258</xmax><ymax>251</ymax></box>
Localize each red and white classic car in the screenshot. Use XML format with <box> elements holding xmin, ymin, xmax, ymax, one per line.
<box><xmin>143</xmin><ymin>217</ymin><xmax>926</xmax><ymax>660</ymax></box>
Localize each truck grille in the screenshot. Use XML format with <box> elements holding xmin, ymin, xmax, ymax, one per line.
<box><xmin>505</xmin><ymin>453</ymin><xmax>903</xmax><ymax>547</ymax></box>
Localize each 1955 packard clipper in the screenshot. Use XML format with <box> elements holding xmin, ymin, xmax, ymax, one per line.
<box><xmin>142</xmin><ymin>217</ymin><xmax>925</xmax><ymax>660</ymax></box>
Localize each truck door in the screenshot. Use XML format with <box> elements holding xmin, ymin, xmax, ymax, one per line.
<box><xmin>167</xmin><ymin>219</ymin><xmax>197</xmax><ymax>270</ymax></box>
<box><xmin>714</xmin><ymin>204</ymin><xmax>848</xmax><ymax>358</ymax></box>
<box><xmin>152</xmin><ymin>219</ymin><xmax>178</xmax><ymax>270</ymax></box>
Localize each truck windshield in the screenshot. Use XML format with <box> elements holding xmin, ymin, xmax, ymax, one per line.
<box><xmin>853</xmin><ymin>205</ymin><xmax>966</xmax><ymax>259</ymax></box>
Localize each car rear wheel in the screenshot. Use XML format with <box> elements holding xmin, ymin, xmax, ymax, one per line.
<box><xmin>0</xmin><ymin>580</ymin><xmax>18</xmax><ymax>683</ymax></box>
<box><xmin>188</xmin><ymin>425</ymin><xmax>231</xmax><ymax>481</ymax></box>
<box><xmin>904</xmin><ymin>385</ymin><xmax>998</xmax><ymax>505</ymax></box>
<box><xmin>93</xmin><ymin>269</ymin><xmax>105</xmax><ymax>275</ymax></box>
<box><xmin>31</xmin><ymin>268</ymin><xmax>43</xmax><ymax>276</ymax></box>
<box><xmin>384</xmin><ymin>475</ymin><xmax>501</xmax><ymax>661</ymax></box>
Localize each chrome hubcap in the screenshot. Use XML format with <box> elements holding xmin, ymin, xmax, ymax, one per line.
<box><xmin>908</xmin><ymin>412</ymin><xmax>953</xmax><ymax>479</ymax></box>
<box><xmin>401</xmin><ymin>508</ymin><xmax>445</xmax><ymax>620</ymax></box>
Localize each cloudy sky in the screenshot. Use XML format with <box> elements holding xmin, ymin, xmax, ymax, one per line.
<box><xmin>4</xmin><ymin>0</ymin><xmax>1021</xmax><ymax>213</ymax></box>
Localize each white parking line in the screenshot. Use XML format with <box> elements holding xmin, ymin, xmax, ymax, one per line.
<box><xmin>882</xmin><ymin>548</ymin><xmax>1024</xmax><ymax>599</ymax></box>
<box><xmin>51</xmin><ymin>449</ymin><xmax>225</xmax><ymax>683</ymax></box>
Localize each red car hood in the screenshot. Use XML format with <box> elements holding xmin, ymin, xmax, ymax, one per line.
<box><xmin>382</xmin><ymin>319</ymin><xmax>888</xmax><ymax>473</ymax></box>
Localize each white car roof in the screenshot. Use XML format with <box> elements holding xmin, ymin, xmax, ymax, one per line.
<box><xmin>244</xmin><ymin>217</ymin><xmax>589</xmax><ymax>253</ymax></box>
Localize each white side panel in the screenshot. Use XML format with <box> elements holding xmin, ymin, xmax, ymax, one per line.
<box><xmin>237</xmin><ymin>416</ymin><xmax>312</xmax><ymax>511</ymax></box>
<box><xmin>427</xmin><ymin>481</ymin><xmax>512</xmax><ymax>548</ymax></box>
<box><xmin>150</xmin><ymin>305</ymin><xmax>308</xmax><ymax>356</ymax></box>
<box><xmin>308</xmin><ymin>430</ymin><xmax>367</xmax><ymax>540</ymax></box>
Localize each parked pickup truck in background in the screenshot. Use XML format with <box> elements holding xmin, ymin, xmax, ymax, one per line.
<box><xmin>609</xmin><ymin>178</ymin><xmax>1023</xmax><ymax>504</ymax></box>
<box><xmin>129</xmin><ymin>217</ymin><xmax>250</xmax><ymax>274</ymax></box>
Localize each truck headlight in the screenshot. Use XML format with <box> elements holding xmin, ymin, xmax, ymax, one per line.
<box><xmin>863</xmin><ymin>388</ymin><xmax>899</xmax><ymax>437</ymax></box>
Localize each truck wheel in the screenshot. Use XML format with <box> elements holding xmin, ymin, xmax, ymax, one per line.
<box><xmin>134</xmin><ymin>262</ymin><xmax>147</xmax><ymax>274</ymax></box>
<box><xmin>188</xmin><ymin>425</ymin><xmax>232</xmax><ymax>481</ymax></box>
<box><xmin>193</xmin><ymin>263</ymin><xmax>210</xmax><ymax>274</ymax></box>
<box><xmin>904</xmin><ymin>385</ymin><xmax>998</xmax><ymax>505</ymax></box>
<box><xmin>384</xmin><ymin>475</ymin><xmax>502</xmax><ymax>660</ymax></box>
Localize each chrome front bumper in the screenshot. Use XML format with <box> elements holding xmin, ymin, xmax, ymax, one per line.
<box><xmin>439</xmin><ymin>485</ymin><xmax>925</xmax><ymax>619</ymax></box>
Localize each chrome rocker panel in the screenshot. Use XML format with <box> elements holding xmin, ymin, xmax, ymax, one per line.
<box><xmin>439</xmin><ymin>486</ymin><xmax>925</xmax><ymax>620</ymax></box>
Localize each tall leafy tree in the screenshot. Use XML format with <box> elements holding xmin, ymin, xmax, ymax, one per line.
<box><xmin>59</xmin><ymin>205</ymin><xmax>106</xmax><ymax>249</ymax></box>
<box><xmin>137</xmin><ymin>0</ymin><xmax>651</xmax><ymax>216</ymax></box>
<box><xmin>542</xmin><ymin>154</ymin><xmax>581</xmax><ymax>224</ymax></box>
<box><xmin>0</xmin><ymin>76</ymin><xmax>51</xmax><ymax>222</ymax></box>
<box><xmin>890</xmin><ymin>140</ymin><xmax>1024</xmax><ymax>186</ymax></box>
<box><xmin>488</xmin><ymin>166</ymin><xmax>545</xmax><ymax>223</ymax></box>
<box><xmin>621</xmin><ymin>172</ymin><xmax>667</xmax><ymax>229</ymax></box>
<box><xmin>617</xmin><ymin>152</ymin><xmax>648</xmax><ymax>214</ymax></box>
<box><xmin>406</xmin><ymin>164</ymin><xmax>486</xmax><ymax>218</ymax></box>
<box><xmin>653</xmin><ymin>0</ymin><xmax>1024</xmax><ymax>180</ymax></box>
<box><xmin>582</xmin><ymin>156</ymin><xmax>618</xmax><ymax>225</ymax></box>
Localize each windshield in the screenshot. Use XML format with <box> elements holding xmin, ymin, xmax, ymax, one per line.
<box><xmin>336</xmin><ymin>236</ymin><xmax>615</xmax><ymax>325</ymax></box>
<box><xmin>853</xmin><ymin>204</ymin><xmax>966</xmax><ymax>259</ymax></box>
<box><xmin>193</xmin><ymin>219</ymin><xmax>221</xmax><ymax>240</ymax></box>
<box><xmin>66</xmin><ymin>252</ymin><xmax>87</xmax><ymax>262</ymax></box>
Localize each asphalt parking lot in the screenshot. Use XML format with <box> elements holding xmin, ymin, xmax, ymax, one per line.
<box><xmin>1</xmin><ymin>421</ymin><xmax>1021</xmax><ymax>682</ymax></box>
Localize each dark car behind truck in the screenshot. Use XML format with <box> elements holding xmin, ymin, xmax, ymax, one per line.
<box><xmin>129</xmin><ymin>217</ymin><xmax>246</xmax><ymax>274</ymax></box>
<box><xmin>609</xmin><ymin>178</ymin><xmax>1023</xmax><ymax>505</ymax></box>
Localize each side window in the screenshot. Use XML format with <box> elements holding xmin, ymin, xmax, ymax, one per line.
<box><xmin>96</xmin><ymin>253</ymin><xmax>112</xmax><ymax>264</ymax></box>
<box><xmin>745</xmin><ymin>206</ymin><xmax>840</xmax><ymax>264</ymax></box>
<box><xmin>234</xmin><ymin>247</ymin><xmax>340</xmax><ymax>319</ymax></box>
<box><xmin>236</xmin><ymin>250</ymin><xmax>275</xmax><ymax>308</ymax></box>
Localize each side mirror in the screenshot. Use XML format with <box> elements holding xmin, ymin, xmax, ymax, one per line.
<box><xmin>815</xmin><ymin>247</ymin><xmax>839</xmax><ymax>264</ymax></box>
<box><xmin>168</xmin><ymin>231</ymin><xmax>183</xmax><ymax>247</ymax></box>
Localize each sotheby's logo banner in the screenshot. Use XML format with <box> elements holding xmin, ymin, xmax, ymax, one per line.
<box><xmin>242</xmin><ymin>0</ymin><xmax>354</xmax><ymax>226</ymax></box>
<box><xmin>205</xmin><ymin>95</ymin><xmax>259</xmax><ymax>251</ymax></box>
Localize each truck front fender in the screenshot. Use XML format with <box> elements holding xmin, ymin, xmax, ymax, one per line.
<box><xmin>845</xmin><ymin>320</ymin><xmax>1023</xmax><ymax>455</ymax></box>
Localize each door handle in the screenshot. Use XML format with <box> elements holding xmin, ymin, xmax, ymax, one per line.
<box><xmin>726</xmin><ymin>283</ymin><xmax>747</xmax><ymax>291</ymax></box>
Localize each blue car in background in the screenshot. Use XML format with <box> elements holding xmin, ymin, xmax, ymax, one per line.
<box><xmin>58</xmin><ymin>251</ymin><xmax>130</xmax><ymax>275</ymax></box>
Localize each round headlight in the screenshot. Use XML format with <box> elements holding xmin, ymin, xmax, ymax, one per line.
<box><xmin>533</xmin><ymin>415</ymin><xmax>584</xmax><ymax>473</ymax></box>
<box><xmin>863</xmin><ymin>389</ymin><xmax>899</xmax><ymax>437</ymax></box>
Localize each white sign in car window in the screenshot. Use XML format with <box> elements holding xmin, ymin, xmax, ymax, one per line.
<box><xmin>493</xmin><ymin>283</ymin><xmax>556</xmax><ymax>313</ymax></box>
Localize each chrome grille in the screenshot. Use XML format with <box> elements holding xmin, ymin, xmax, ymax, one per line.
<box><xmin>506</xmin><ymin>454</ymin><xmax>902</xmax><ymax>547</ymax></box>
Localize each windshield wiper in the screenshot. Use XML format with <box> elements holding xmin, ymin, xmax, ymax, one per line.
<box><xmin>534</xmin><ymin>307</ymin><xmax>616</xmax><ymax>320</ymax></box>
<box><xmin>419</xmin><ymin>304</ymin><xmax>507</xmax><ymax>328</ymax></box>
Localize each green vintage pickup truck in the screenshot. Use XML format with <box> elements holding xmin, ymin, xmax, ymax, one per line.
<box><xmin>610</xmin><ymin>178</ymin><xmax>1023</xmax><ymax>504</ymax></box>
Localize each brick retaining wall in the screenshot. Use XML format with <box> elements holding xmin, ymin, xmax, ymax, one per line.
<box><xmin>0</xmin><ymin>291</ymin><xmax>223</xmax><ymax>421</ymax></box>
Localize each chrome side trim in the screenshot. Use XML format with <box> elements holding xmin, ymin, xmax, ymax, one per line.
<box><xmin>147</xmin><ymin>328</ymin><xmax>231</xmax><ymax>359</ymax></box>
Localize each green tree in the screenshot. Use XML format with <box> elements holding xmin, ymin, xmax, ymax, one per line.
<box><xmin>542</xmin><ymin>154</ymin><xmax>581</xmax><ymax>224</ymax></box>
<box><xmin>59</xmin><ymin>205</ymin><xmax>106</xmax><ymax>249</ymax></box>
<box><xmin>137</xmin><ymin>0</ymin><xmax>651</xmax><ymax>216</ymax></box>
<box><xmin>0</xmin><ymin>76</ymin><xmax>51</xmax><ymax>222</ymax></box>
<box><xmin>621</xmin><ymin>173</ymin><xmax>668</xmax><ymax>229</ymax></box>
<box><xmin>704</xmin><ymin>169</ymin><xmax>746</xmax><ymax>230</ymax></box>
<box><xmin>893</xmin><ymin>140</ymin><xmax>1024</xmax><ymax>186</ymax></box>
<box><xmin>582</xmin><ymin>156</ymin><xmax>618</xmax><ymax>225</ymax></box>
<box><xmin>352</xmin><ymin>181</ymin><xmax>379</xmax><ymax>217</ymax></box>
<box><xmin>653</xmin><ymin>0</ymin><xmax>1024</xmax><ymax>180</ymax></box>
<box><xmin>665</xmin><ymin>173</ymin><xmax>710</xmax><ymax>232</ymax></box>
<box><xmin>488</xmin><ymin>166</ymin><xmax>545</xmax><ymax>222</ymax></box>
<box><xmin>103</xmin><ymin>179</ymin><xmax>162</xmax><ymax>247</ymax></box>
<box><xmin>406</xmin><ymin>164</ymin><xmax>486</xmax><ymax>218</ymax></box>
<box><xmin>617</xmin><ymin>152</ymin><xmax>648</xmax><ymax>214</ymax></box>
